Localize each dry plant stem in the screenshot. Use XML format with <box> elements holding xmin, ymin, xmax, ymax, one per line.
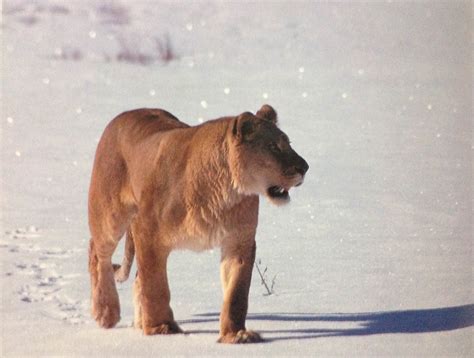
<box><xmin>255</xmin><ymin>260</ymin><xmax>273</xmax><ymax>296</ymax></box>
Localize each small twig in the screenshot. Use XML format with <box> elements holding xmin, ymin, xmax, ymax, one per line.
<box><xmin>254</xmin><ymin>259</ymin><xmax>275</xmax><ymax>296</ymax></box>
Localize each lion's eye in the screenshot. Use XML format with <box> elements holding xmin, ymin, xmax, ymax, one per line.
<box><xmin>268</xmin><ymin>142</ymin><xmax>281</xmax><ymax>153</ymax></box>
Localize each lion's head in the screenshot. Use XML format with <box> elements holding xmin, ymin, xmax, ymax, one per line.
<box><xmin>228</xmin><ymin>104</ymin><xmax>309</xmax><ymax>205</ymax></box>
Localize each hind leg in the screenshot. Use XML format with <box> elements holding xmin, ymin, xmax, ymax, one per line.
<box><xmin>88</xmin><ymin>204</ymin><xmax>133</xmax><ymax>328</ymax></box>
<box><xmin>89</xmin><ymin>237</ymin><xmax>121</xmax><ymax>328</ymax></box>
<box><xmin>88</xmin><ymin>123</ymin><xmax>136</xmax><ymax>328</ymax></box>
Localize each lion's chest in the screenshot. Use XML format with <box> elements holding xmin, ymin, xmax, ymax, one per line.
<box><xmin>168</xmin><ymin>199</ymin><xmax>251</xmax><ymax>251</ymax></box>
<box><xmin>158</xmin><ymin>191</ymin><xmax>258</xmax><ymax>252</ymax></box>
<box><xmin>173</xmin><ymin>218</ymin><xmax>228</xmax><ymax>251</ymax></box>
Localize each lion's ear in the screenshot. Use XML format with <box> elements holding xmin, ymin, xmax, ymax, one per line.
<box><xmin>256</xmin><ymin>104</ymin><xmax>277</xmax><ymax>124</ymax></box>
<box><xmin>233</xmin><ymin>112</ymin><xmax>257</xmax><ymax>142</ymax></box>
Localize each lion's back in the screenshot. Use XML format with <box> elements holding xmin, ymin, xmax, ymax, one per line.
<box><xmin>110</xmin><ymin>108</ymin><xmax>189</xmax><ymax>144</ymax></box>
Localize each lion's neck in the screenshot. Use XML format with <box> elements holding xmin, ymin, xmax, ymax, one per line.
<box><xmin>185</xmin><ymin>122</ymin><xmax>244</xmax><ymax>223</ymax></box>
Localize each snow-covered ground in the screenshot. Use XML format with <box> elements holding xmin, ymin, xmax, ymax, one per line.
<box><xmin>1</xmin><ymin>1</ymin><xmax>472</xmax><ymax>356</ymax></box>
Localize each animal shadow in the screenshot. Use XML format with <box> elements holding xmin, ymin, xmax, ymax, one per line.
<box><xmin>184</xmin><ymin>304</ymin><xmax>474</xmax><ymax>342</ymax></box>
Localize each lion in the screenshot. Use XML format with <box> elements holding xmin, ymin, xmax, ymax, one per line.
<box><xmin>88</xmin><ymin>104</ymin><xmax>308</xmax><ymax>343</ymax></box>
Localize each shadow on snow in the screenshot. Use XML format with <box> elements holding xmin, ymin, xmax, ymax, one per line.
<box><xmin>180</xmin><ymin>304</ymin><xmax>474</xmax><ymax>341</ymax></box>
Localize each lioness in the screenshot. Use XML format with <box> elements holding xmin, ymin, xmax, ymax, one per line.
<box><xmin>88</xmin><ymin>105</ymin><xmax>308</xmax><ymax>343</ymax></box>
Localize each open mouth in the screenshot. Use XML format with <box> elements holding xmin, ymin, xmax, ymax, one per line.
<box><xmin>267</xmin><ymin>185</ymin><xmax>289</xmax><ymax>200</ymax></box>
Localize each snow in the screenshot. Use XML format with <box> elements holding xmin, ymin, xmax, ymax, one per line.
<box><xmin>1</xmin><ymin>0</ymin><xmax>472</xmax><ymax>356</ymax></box>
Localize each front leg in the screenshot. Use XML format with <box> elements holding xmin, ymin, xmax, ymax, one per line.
<box><xmin>133</xmin><ymin>221</ymin><xmax>182</xmax><ymax>335</ymax></box>
<box><xmin>218</xmin><ymin>237</ymin><xmax>262</xmax><ymax>344</ymax></box>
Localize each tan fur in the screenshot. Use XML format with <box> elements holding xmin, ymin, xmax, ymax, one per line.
<box><xmin>88</xmin><ymin>105</ymin><xmax>308</xmax><ymax>343</ymax></box>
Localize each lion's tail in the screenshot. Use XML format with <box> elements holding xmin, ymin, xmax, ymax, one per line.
<box><xmin>113</xmin><ymin>228</ymin><xmax>135</xmax><ymax>283</ymax></box>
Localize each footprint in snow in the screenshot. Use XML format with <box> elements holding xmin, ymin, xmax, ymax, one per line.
<box><xmin>5</xmin><ymin>226</ymin><xmax>42</xmax><ymax>240</ymax></box>
<box><xmin>4</xmin><ymin>227</ymin><xmax>88</xmax><ymax>324</ymax></box>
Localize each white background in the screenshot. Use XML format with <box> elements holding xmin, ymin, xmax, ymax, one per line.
<box><xmin>1</xmin><ymin>1</ymin><xmax>472</xmax><ymax>356</ymax></box>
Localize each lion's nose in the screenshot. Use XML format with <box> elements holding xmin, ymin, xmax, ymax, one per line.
<box><xmin>295</xmin><ymin>159</ymin><xmax>309</xmax><ymax>176</ymax></box>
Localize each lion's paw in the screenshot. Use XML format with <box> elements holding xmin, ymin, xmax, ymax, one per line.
<box><xmin>218</xmin><ymin>330</ymin><xmax>263</xmax><ymax>344</ymax></box>
<box><xmin>93</xmin><ymin>304</ymin><xmax>120</xmax><ymax>329</ymax></box>
<box><xmin>143</xmin><ymin>321</ymin><xmax>183</xmax><ymax>335</ymax></box>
